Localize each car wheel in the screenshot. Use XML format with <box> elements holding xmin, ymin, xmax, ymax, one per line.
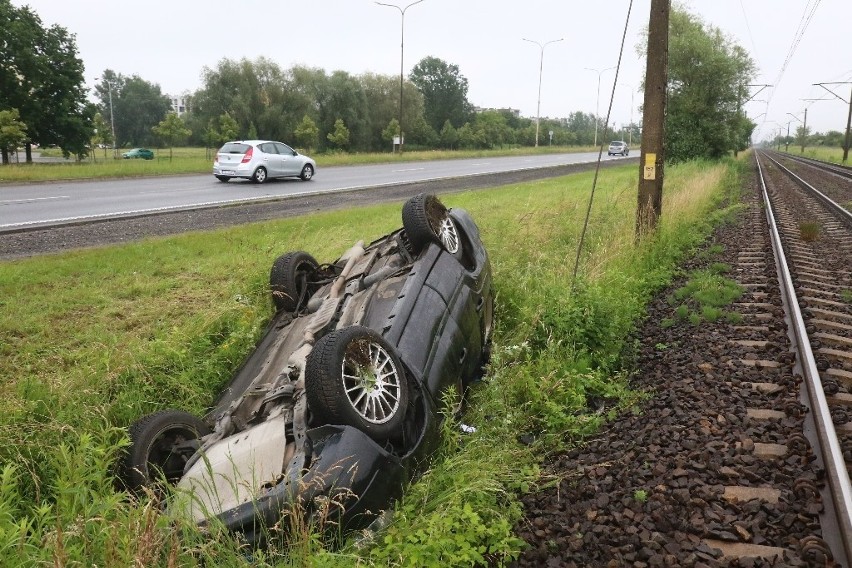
<box><xmin>121</xmin><ymin>409</ymin><xmax>209</xmax><ymax>493</ymax></box>
<box><xmin>306</xmin><ymin>326</ymin><xmax>409</xmax><ymax>442</ymax></box>
<box><xmin>269</xmin><ymin>251</ymin><xmax>320</xmax><ymax>312</ymax></box>
<box><xmin>215</xmin><ymin>175</ymin><xmax>230</xmax><ymax>182</ymax></box>
<box><xmin>252</xmin><ymin>166</ymin><xmax>268</xmax><ymax>184</ymax></box>
<box><xmin>402</xmin><ymin>193</ymin><xmax>462</xmax><ymax>258</ymax></box>
<box><xmin>300</xmin><ymin>164</ymin><xmax>314</xmax><ymax>181</ymax></box>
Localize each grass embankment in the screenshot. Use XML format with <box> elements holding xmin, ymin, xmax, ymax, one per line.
<box><xmin>0</xmin><ymin>158</ymin><xmax>744</xmax><ymax>565</ymax></box>
<box><xmin>0</xmin><ymin>145</ymin><xmax>599</xmax><ymax>183</ymax></box>
<box><xmin>778</xmin><ymin>144</ymin><xmax>850</xmax><ymax>164</ymax></box>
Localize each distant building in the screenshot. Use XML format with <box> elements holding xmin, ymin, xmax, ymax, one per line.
<box><xmin>473</xmin><ymin>106</ymin><xmax>522</xmax><ymax>118</ymax></box>
<box><xmin>168</xmin><ymin>94</ymin><xmax>190</xmax><ymax>116</ymax></box>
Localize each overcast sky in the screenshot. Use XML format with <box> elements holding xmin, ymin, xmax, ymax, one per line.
<box><xmin>13</xmin><ymin>0</ymin><xmax>852</xmax><ymax>142</ymax></box>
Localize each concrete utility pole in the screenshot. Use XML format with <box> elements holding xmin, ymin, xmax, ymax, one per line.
<box><xmin>787</xmin><ymin>110</ymin><xmax>806</xmax><ymax>153</ymax></box>
<box><xmin>813</xmin><ymin>82</ymin><xmax>852</xmax><ymax>163</ymax></box>
<box><xmin>636</xmin><ymin>0</ymin><xmax>669</xmax><ymax>238</ymax></box>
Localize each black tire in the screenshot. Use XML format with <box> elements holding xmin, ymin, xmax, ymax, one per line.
<box><xmin>252</xmin><ymin>166</ymin><xmax>268</xmax><ymax>184</ymax></box>
<box><xmin>305</xmin><ymin>326</ymin><xmax>409</xmax><ymax>442</ymax></box>
<box><xmin>121</xmin><ymin>409</ymin><xmax>210</xmax><ymax>492</ymax></box>
<box><xmin>215</xmin><ymin>175</ymin><xmax>230</xmax><ymax>182</ymax></box>
<box><xmin>270</xmin><ymin>251</ymin><xmax>320</xmax><ymax>312</ymax></box>
<box><xmin>300</xmin><ymin>164</ymin><xmax>314</xmax><ymax>181</ymax></box>
<box><xmin>401</xmin><ymin>193</ymin><xmax>462</xmax><ymax>257</ymax></box>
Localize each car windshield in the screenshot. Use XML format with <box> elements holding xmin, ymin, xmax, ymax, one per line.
<box><xmin>219</xmin><ymin>143</ymin><xmax>251</xmax><ymax>154</ymax></box>
<box><xmin>610</xmin><ymin>142</ymin><xmax>623</xmax><ymax>146</ymax></box>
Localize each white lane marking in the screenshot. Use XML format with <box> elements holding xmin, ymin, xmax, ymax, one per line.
<box><xmin>392</xmin><ymin>167</ymin><xmax>426</xmax><ymax>172</ymax></box>
<box><xmin>0</xmin><ymin>195</ymin><xmax>70</xmax><ymax>205</ymax></box>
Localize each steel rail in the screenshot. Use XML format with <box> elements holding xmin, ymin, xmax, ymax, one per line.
<box><xmin>762</xmin><ymin>151</ymin><xmax>852</xmax><ymax>231</ymax></box>
<box><xmin>755</xmin><ymin>150</ymin><xmax>852</xmax><ymax>565</ymax></box>
<box><xmin>770</xmin><ymin>150</ymin><xmax>852</xmax><ymax>181</ymax></box>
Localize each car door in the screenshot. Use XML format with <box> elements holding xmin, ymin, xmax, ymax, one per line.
<box><xmin>258</xmin><ymin>142</ymin><xmax>283</xmax><ymax>177</ymax></box>
<box><xmin>275</xmin><ymin>143</ymin><xmax>299</xmax><ymax>176</ymax></box>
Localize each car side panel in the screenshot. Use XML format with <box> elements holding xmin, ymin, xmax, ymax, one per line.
<box><xmin>421</xmin><ymin>254</ymin><xmax>482</xmax><ymax>394</ymax></box>
<box><xmin>393</xmin><ymin>285</ymin><xmax>448</xmax><ymax>377</ymax></box>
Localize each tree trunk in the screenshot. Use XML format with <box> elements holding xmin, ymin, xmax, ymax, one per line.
<box><xmin>25</xmin><ymin>143</ymin><xmax>33</xmax><ymax>163</ymax></box>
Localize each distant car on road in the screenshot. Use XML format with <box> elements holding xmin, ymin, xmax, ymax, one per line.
<box><xmin>607</xmin><ymin>141</ymin><xmax>629</xmax><ymax>156</ymax></box>
<box><xmin>213</xmin><ymin>140</ymin><xmax>316</xmax><ymax>184</ymax></box>
<box><xmin>122</xmin><ymin>148</ymin><xmax>154</xmax><ymax>160</ymax></box>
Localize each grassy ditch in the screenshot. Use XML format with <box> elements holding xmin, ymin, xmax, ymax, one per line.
<box><xmin>0</xmin><ymin>158</ymin><xmax>744</xmax><ymax>565</ymax></box>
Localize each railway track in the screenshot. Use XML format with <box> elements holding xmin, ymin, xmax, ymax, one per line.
<box><xmin>756</xmin><ymin>149</ymin><xmax>852</xmax><ymax>565</ymax></box>
<box><xmin>513</xmin><ymin>152</ymin><xmax>852</xmax><ymax>566</ymax></box>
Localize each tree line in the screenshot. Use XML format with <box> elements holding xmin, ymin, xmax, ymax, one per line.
<box><xmin>4</xmin><ymin>2</ymin><xmax>837</xmax><ymax>166</ymax></box>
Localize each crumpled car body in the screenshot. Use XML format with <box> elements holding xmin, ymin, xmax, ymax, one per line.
<box><xmin>121</xmin><ymin>193</ymin><xmax>494</xmax><ymax>543</ymax></box>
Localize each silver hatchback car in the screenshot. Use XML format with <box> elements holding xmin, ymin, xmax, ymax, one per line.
<box><xmin>213</xmin><ymin>140</ymin><xmax>316</xmax><ymax>183</ymax></box>
<box><xmin>607</xmin><ymin>141</ymin><xmax>629</xmax><ymax>156</ymax></box>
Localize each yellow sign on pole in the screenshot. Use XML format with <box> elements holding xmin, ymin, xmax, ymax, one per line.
<box><xmin>643</xmin><ymin>152</ymin><xmax>657</xmax><ymax>180</ymax></box>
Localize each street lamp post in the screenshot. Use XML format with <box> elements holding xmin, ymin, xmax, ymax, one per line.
<box><xmin>376</xmin><ymin>0</ymin><xmax>425</xmax><ymax>153</ymax></box>
<box><xmin>622</xmin><ymin>83</ymin><xmax>636</xmax><ymax>146</ymax></box>
<box><xmin>522</xmin><ymin>37</ymin><xmax>563</xmax><ymax>147</ymax></box>
<box><xmin>585</xmin><ymin>66</ymin><xmax>615</xmax><ymax>147</ymax></box>
<box><xmin>96</xmin><ymin>76</ymin><xmax>117</xmax><ymax>159</ymax></box>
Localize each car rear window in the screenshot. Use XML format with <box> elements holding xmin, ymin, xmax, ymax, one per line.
<box><xmin>610</xmin><ymin>141</ymin><xmax>623</xmax><ymax>146</ymax></box>
<box><xmin>219</xmin><ymin>143</ymin><xmax>251</xmax><ymax>154</ymax></box>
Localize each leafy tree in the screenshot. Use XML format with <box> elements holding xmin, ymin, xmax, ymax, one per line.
<box><xmin>820</xmin><ymin>130</ymin><xmax>845</xmax><ymax>148</ymax></box>
<box><xmin>439</xmin><ymin>120</ymin><xmax>458</xmax><ymax>149</ymax></box>
<box><xmin>294</xmin><ymin>115</ymin><xmax>319</xmax><ymax>151</ymax></box>
<box><xmin>382</xmin><ymin>118</ymin><xmax>401</xmax><ymax>149</ymax></box>
<box><xmin>192</xmin><ymin>57</ymin><xmax>294</xmax><ymax>142</ymax></box>
<box><xmin>189</xmin><ymin>60</ymin><xmax>429</xmax><ymax>152</ymax></box>
<box><xmin>218</xmin><ymin>113</ymin><xmax>239</xmax><ymax>142</ymax></box>
<box><xmin>473</xmin><ymin>111</ymin><xmax>513</xmax><ymax>149</ymax></box>
<box><xmin>457</xmin><ymin>122</ymin><xmax>486</xmax><ymax>149</ymax></box>
<box><xmin>94</xmin><ymin>71</ymin><xmax>171</xmax><ymax>147</ymax></box>
<box><xmin>91</xmin><ymin>112</ymin><xmax>112</xmax><ymax>160</ymax></box>
<box><xmin>363</xmin><ymin>74</ymin><xmax>403</xmax><ymax>150</ymax></box>
<box><xmin>0</xmin><ymin>1</ymin><xmax>93</xmax><ymax>161</ymax></box>
<box><xmin>203</xmin><ymin>119</ymin><xmax>220</xmax><ymax>159</ymax></box>
<box><xmin>317</xmin><ymin>71</ymin><xmax>369</xmax><ymax>151</ymax></box>
<box><xmin>326</xmin><ymin>118</ymin><xmax>350</xmax><ymax>150</ymax></box>
<box><xmin>660</xmin><ymin>6</ymin><xmax>757</xmax><ymax>161</ymax></box>
<box><xmin>409</xmin><ymin>57</ymin><xmax>473</xmax><ymax>133</ymax></box>
<box><xmin>0</xmin><ymin>109</ymin><xmax>27</xmax><ymax>164</ymax></box>
<box><xmin>152</xmin><ymin>113</ymin><xmax>192</xmax><ymax>160</ymax></box>
<box><xmin>794</xmin><ymin>125</ymin><xmax>811</xmax><ymax>152</ymax></box>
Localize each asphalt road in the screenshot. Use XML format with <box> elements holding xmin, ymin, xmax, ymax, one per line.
<box><xmin>0</xmin><ymin>152</ymin><xmax>631</xmax><ymax>231</ymax></box>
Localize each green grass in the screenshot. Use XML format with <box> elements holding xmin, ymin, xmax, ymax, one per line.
<box><xmin>0</xmin><ymin>156</ymin><xmax>744</xmax><ymax>565</ymax></box>
<box><xmin>778</xmin><ymin>144</ymin><xmax>850</xmax><ymax>165</ymax></box>
<box><xmin>666</xmin><ymin>261</ymin><xmax>744</xmax><ymax>326</ymax></box>
<box><xmin>0</xmin><ymin>145</ymin><xmax>600</xmax><ymax>183</ymax></box>
<box><xmin>799</xmin><ymin>221</ymin><xmax>821</xmax><ymax>241</ymax></box>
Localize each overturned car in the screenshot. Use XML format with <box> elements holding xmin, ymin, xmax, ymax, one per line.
<box><xmin>121</xmin><ymin>193</ymin><xmax>494</xmax><ymax>542</ymax></box>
